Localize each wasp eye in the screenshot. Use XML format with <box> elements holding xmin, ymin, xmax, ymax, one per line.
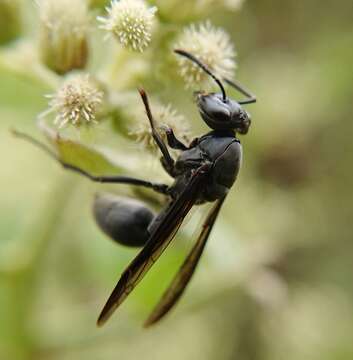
<box><xmin>198</xmin><ymin>93</ymin><xmax>231</xmax><ymax>124</ymax></box>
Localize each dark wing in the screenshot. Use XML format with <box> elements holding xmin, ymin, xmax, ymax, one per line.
<box><xmin>144</xmin><ymin>195</ymin><xmax>227</xmax><ymax>327</ymax></box>
<box><xmin>97</xmin><ymin>164</ymin><xmax>212</xmax><ymax>327</ymax></box>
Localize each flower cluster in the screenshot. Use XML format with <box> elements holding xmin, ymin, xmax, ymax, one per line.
<box><xmin>33</xmin><ymin>0</ymin><xmax>240</xmax><ymax>134</ymax></box>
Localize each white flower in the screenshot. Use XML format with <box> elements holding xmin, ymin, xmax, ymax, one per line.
<box><xmin>175</xmin><ymin>22</ymin><xmax>236</xmax><ymax>88</ymax></box>
<box><xmin>37</xmin><ymin>0</ymin><xmax>89</xmax><ymax>74</ymax></box>
<box><xmin>98</xmin><ymin>0</ymin><xmax>157</xmax><ymax>52</ymax></box>
<box><xmin>130</xmin><ymin>101</ymin><xmax>190</xmax><ymax>152</ymax></box>
<box><xmin>43</xmin><ymin>74</ymin><xmax>104</xmax><ymax>128</ymax></box>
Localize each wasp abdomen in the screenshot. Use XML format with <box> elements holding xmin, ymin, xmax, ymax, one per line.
<box><xmin>93</xmin><ymin>194</ymin><xmax>155</xmax><ymax>247</ymax></box>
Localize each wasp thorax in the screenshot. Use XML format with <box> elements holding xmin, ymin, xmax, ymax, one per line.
<box><xmin>196</xmin><ymin>92</ymin><xmax>250</xmax><ymax>133</ymax></box>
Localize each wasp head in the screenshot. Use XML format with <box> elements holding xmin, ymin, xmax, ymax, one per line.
<box><xmin>175</xmin><ymin>49</ymin><xmax>254</xmax><ymax>135</ymax></box>
<box><xmin>196</xmin><ymin>92</ymin><xmax>251</xmax><ymax>134</ymax></box>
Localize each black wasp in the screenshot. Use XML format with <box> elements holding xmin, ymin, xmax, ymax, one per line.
<box><xmin>14</xmin><ymin>49</ymin><xmax>256</xmax><ymax>327</ymax></box>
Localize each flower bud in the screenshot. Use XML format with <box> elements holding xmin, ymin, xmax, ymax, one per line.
<box><xmin>98</xmin><ymin>0</ymin><xmax>157</xmax><ymax>52</ymax></box>
<box><xmin>43</xmin><ymin>74</ymin><xmax>104</xmax><ymax>128</ymax></box>
<box><xmin>174</xmin><ymin>22</ymin><xmax>236</xmax><ymax>88</ymax></box>
<box><xmin>37</xmin><ymin>0</ymin><xmax>89</xmax><ymax>74</ymax></box>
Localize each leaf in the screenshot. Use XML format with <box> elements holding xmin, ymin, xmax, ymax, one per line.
<box><xmin>39</xmin><ymin>119</ymin><xmax>123</xmax><ymax>176</ymax></box>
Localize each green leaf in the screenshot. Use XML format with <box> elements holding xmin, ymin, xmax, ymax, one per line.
<box><xmin>53</xmin><ymin>137</ymin><xmax>121</xmax><ymax>176</ymax></box>
<box><xmin>39</xmin><ymin>120</ymin><xmax>123</xmax><ymax>176</ymax></box>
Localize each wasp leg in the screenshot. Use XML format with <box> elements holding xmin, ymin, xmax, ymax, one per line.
<box><xmin>161</xmin><ymin>126</ymin><xmax>188</xmax><ymax>151</ymax></box>
<box><xmin>138</xmin><ymin>89</ymin><xmax>176</xmax><ymax>176</ymax></box>
<box><xmin>12</xmin><ymin>129</ymin><xmax>169</xmax><ymax>195</ymax></box>
<box><xmin>93</xmin><ymin>194</ymin><xmax>157</xmax><ymax>247</ymax></box>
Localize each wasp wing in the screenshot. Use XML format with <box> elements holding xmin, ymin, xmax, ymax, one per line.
<box><xmin>144</xmin><ymin>195</ymin><xmax>226</xmax><ymax>327</ymax></box>
<box><xmin>97</xmin><ymin>164</ymin><xmax>211</xmax><ymax>327</ymax></box>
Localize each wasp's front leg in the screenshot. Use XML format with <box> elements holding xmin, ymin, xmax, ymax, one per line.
<box><xmin>139</xmin><ymin>89</ymin><xmax>176</xmax><ymax>171</ymax></box>
<box><xmin>160</xmin><ymin>125</ymin><xmax>188</xmax><ymax>151</ymax></box>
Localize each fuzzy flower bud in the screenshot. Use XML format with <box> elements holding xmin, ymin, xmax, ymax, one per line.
<box><xmin>37</xmin><ymin>0</ymin><xmax>89</xmax><ymax>74</ymax></box>
<box><xmin>130</xmin><ymin>101</ymin><xmax>190</xmax><ymax>153</ymax></box>
<box><xmin>174</xmin><ymin>22</ymin><xmax>236</xmax><ymax>88</ymax></box>
<box><xmin>98</xmin><ymin>0</ymin><xmax>157</xmax><ymax>52</ymax></box>
<box><xmin>43</xmin><ymin>74</ymin><xmax>104</xmax><ymax>128</ymax></box>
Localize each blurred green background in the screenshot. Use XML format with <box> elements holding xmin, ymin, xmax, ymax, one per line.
<box><xmin>1</xmin><ymin>0</ymin><xmax>353</xmax><ymax>359</ymax></box>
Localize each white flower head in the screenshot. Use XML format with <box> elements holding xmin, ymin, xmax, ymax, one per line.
<box><xmin>98</xmin><ymin>0</ymin><xmax>157</xmax><ymax>52</ymax></box>
<box><xmin>37</xmin><ymin>0</ymin><xmax>89</xmax><ymax>73</ymax></box>
<box><xmin>44</xmin><ymin>74</ymin><xmax>104</xmax><ymax>128</ymax></box>
<box><xmin>130</xmin><ymin>102</ymin><xmax>190</xmax><ymax>152</ymax></box>
<box><xmin>175</xmin><ymin>22</ymin><xmax>236</xmax><ymax>88</ymax></box>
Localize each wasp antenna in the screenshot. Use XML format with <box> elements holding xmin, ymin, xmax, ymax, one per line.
<box><xmin>174</xmin><ymin>49</ymin><xmax>227</xmax><ymax>102</ymax></box>
<box><xmin>223</xmin><ymin>78</ymin><xmax>257</xmax><ymax>104</ymax></box>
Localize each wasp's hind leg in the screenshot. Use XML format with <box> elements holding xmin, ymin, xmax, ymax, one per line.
<box><xmin>93</xmin><ymin>193</ymin><xmax>156</xmax><ymax>247</ymax></box>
